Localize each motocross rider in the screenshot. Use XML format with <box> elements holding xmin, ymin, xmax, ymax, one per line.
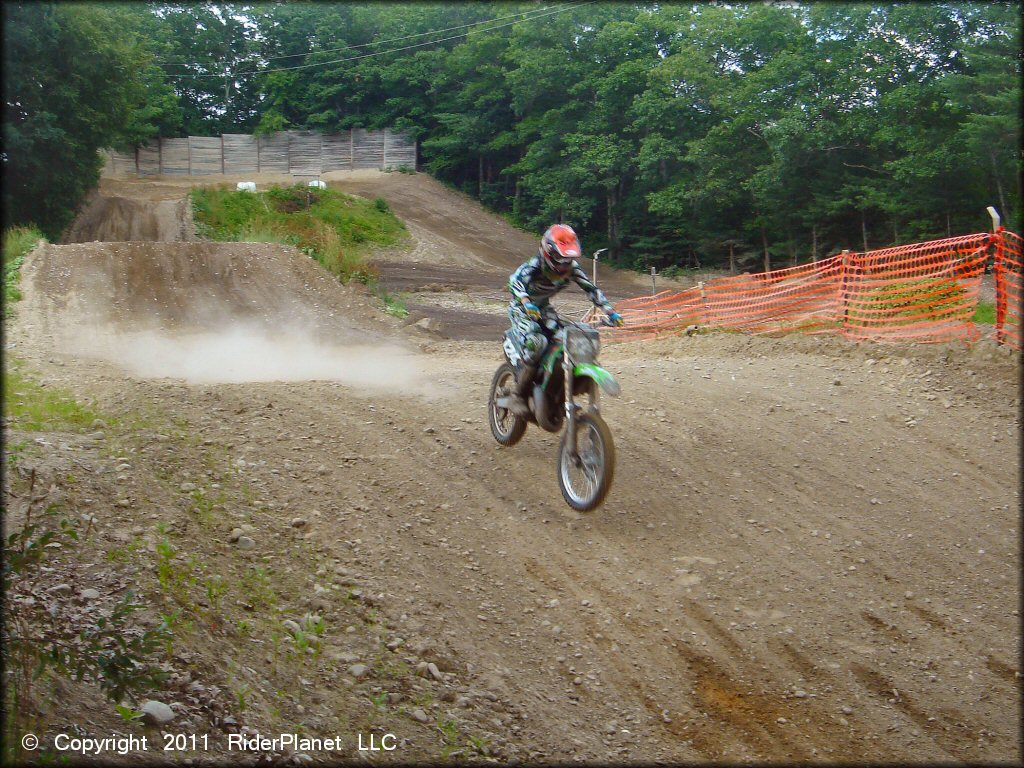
<box><xmin>505</xmin><ymin>224</ymin><xmax>624</xmax><ymax>416</ymax></box>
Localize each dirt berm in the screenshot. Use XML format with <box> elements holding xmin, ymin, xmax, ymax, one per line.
<box><xmin>62</xmin><ymin>190</ymin><xmax>197</xmax><ymax>243</ymax></box>
<box><xmin>4</xmin><ymin>170</ymin><xmax>1020</xmax><ymax>764</ymax></box>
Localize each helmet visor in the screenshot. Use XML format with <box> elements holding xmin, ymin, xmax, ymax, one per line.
<box><xmin>550</xmin><ymin>228</ymin><xmax>580</xmax><ymax>262</ymax></box>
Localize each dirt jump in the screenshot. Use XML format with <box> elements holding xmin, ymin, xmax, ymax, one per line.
<box><xmin>6</xmin><ymin>170</ymin><xmax>1020</xmax><ymax>764</ymax></box>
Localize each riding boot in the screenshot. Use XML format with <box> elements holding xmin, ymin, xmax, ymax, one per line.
<box><xmin>506</xmin><ymin>363</ymin><xmax>536</xmax><ymax>416</ymax></box>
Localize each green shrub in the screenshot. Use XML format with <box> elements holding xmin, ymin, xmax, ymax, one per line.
<box><xmin>660</xmin><ymin>264</ymin><xmax>684</xmax><ymax>279</ymax></box>
<box><xmin>190</xmin><ymin>184</ymin><xmax>404</xmax><ymax>285</ymax></box>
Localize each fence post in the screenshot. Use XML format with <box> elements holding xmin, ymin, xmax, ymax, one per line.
<box><xmin>350</xmin><ymin>129</ymin><xmax>354</xmax><ymax>170</ymax></box>
<box><xmin>988</xmin><ymin>207</ymin><xmax>1007</xmax><ymax>346</ymax></box>
<box><xmin>651</xmin><ymin>267</ymin><xmax>658</xmax><ymax>329</ymax></box>
<box><xmin>592</xmin><ymin>248</ymin><xmax>606</xmax><ymax>285</ymax></box>
<box><xmin>840</xmin><ymin>249</ymin><xmax>851</xmax><ymax>332</ymax></box>
<box><xmin>987</xmin><ymin>206</ymin><xmax>1001</xmax><ymax>231</ymax></box>
<box><xmin>698</xmin><ymin>280</ymin><xmax>707</xmax><ymax>326</ymax></box>
<box><xmin>221</xmin><ymin>134</ymin><xmax>225</xmax><ymax>175</ymax></box>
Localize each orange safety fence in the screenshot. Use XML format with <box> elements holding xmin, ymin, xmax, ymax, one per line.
<box><xmin>839</xmin><ymin>233</ymin><xmax>989</xmax><ymax>344</ymax></box>
<box><xmin>605</xmin><ymin>230</ymin><xmax>1020</xmax><ymax>349</ymax></box>
<box><xmin>701</xmin><ymin>257</ymin><xmax>843</xmax><ymax>335</ymax></box>
<box><xmin>994</xmin><ymin>229</ymin><xmax>1023</xmax><ymax>350</ymax></box>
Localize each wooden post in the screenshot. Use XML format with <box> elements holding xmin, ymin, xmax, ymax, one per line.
<box><xmin>350</xmin><ymin>129</ymin><xmax>354</xmax><ymax>170</ymax></box>
<box><xmin>989</xmin><ymin>207</ymin><xmax>1006</xmax><ymax>346</ymax></box>
<box><xmin>840</xmin><ymin>249</ymin><xmax>851</xmax><ymax>330</ymax></box>
<box><xmin>221</xmin><ymin>134</ymin><xmax>225</xmax><ymax>175</ymax></box>
<box><xmin>698</xmin><ymin>280</ymin><xmax>708</xmax><ymax>325</ymax></box>
<box><xmin>650</xmin><ymin>266</ymin><xmax>658</xmax><ymax>328</ymax></box>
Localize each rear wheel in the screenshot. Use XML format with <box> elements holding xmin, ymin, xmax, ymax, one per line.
<box><xmin>557</xmin><ymin>412</ymin><xmax>615</xmax><ymax>511</ymax></box>
<box><xmin>488</xmin><ymin>363</ymin><xmax>526</xmax><ymax>446</ymax></box>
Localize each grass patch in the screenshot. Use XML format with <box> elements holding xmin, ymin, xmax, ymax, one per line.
<box><xmin>3</xmin><ymin>361</ymin><xmax>108</xmax><ymax>432</ymax></box>
<box><xmin>3</xmin><ymin>225</ymin><xmax>45</xmax><ymax>316</ymax></box>
<box><xmin>846</xmin><ymin>278</ymin><xmax>969</xmax><ymax>325</ymax></box>
<box><xmin>374</xmin><ymin>286</ymin><xmax>408</xmax><ymax>319</ymax></box>
<box><xmin>190</xmin><ymin>184</ymin><xmax>406</xmax><ymax>285</ymax></box>
<box><xmin>973</xmin><ymin>300</ymin><xmax>996</xmax><ymax>325</ymax></box>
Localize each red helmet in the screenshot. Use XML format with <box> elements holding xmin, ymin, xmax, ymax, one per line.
<box><xmin>540</xmin><ymin>224</ymin><xmax>581</xmax><ymax>274</ymax></box>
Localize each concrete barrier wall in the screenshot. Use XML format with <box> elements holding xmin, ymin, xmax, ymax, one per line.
<box><xmin>103</xmin><ymin>128</ymin><xmax>416</xmax><ymax>177</ymax></box>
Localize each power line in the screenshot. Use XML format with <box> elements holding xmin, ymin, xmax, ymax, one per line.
<box><xmin>168</xmin><ymin>1</ymin><xmax>589</xmax><ymax>77</ymax></box>
<box><xmin>165</xmin><ymin>1</ymin><xmax>595</xmax><ymax>79</ymax></box>
<box><xmin>158</xmin><ymin>2</ymin><xmax>577</xmax><ymax>68</ymax></box>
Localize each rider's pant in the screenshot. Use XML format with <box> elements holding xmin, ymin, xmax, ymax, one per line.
<box><xmin>508</xmin><ymin>301</ymin><xmax>558</xmax><ymax>365</ymax></box>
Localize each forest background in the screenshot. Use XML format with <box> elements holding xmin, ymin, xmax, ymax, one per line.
<box><xmin>3</xmin><ymin>1</ymin><xmax>1019</xmax><ymax>272</ymax></box>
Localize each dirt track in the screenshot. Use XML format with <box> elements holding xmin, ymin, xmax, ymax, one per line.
<box><xmin>6</xmin><ymin>171</ymin><xmax>1021</xmax><ymax>763</ymax></box>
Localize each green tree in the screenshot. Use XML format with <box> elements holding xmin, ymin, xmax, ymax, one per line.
<box><xmin>2</xmin><ymin>2</ymin><xmax>170</xmax><ymax>237</ymax></box>
<box><xmin>938</xmin><ymin>2</ymin><xmax>1021</xmax><ymax>232</ymax></box>
<box><xmin>10</xmin><ymin>2</ymin><xmax>1018</xmax><ymax>263</ymax></box>
<box><xmin>151</xmin><ymin>2</ymin><xmax>265</xmax><ymax>135</ymax></box>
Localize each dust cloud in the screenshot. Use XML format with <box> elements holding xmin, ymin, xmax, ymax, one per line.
<box><xmin>62</xmin><ymin>322</ymin><xmax>430</xmax><ymax>391</ymax></box>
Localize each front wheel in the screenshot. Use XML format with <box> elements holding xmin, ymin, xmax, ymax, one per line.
<box><xmin>488</xmin><ymin>362</ymin><xmax>527</xmax><ymax>446</ymax></box>
<box><xmin>557</xmin><ymin>412</ymin><xmax>615</xmax><ymax>511</ymax></box>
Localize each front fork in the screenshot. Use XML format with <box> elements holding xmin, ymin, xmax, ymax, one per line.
<box><xmin>563</xmin><ymin>349</ymin><xmax>600</xmax><ymax>462</ymax></box>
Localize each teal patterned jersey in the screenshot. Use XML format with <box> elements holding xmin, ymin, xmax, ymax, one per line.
<box><xmin>507</xmin><ymin>255</ymin><xmax>612</xmax><ymax>311</ymax></box>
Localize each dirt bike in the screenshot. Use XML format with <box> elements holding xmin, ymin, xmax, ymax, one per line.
<box><xmin>488</xmin><ymin>314</ymin><xmax>621</xmax><ymax>511</ymax></box>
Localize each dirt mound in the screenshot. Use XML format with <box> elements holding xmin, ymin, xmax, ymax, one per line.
<box><xmin>18</xmin><ymin>241</ymin><xmax>429</xmax><ymax>388</ymax></box>
<box><xmin>26</xmin><ymin>241</ymin><xmax>362</xmax><ymax>332</ymax></box>
<box><xmin>326</xmin><ymin>171</ymin><xmax>668</xmax><ymax>299</ymax></box>
<box><xmin>62</xmin><ymin>192</ymin><xmax>196</xmax><ymax>243</ymax></box>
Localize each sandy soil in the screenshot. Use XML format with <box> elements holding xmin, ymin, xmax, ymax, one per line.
<box><xmin>4</xmin><ymin>170</ymin><xmax>1020</xmax><ymax>764</ymax></box>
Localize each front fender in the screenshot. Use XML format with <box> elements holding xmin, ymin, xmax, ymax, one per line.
<box><xmin>574</xmin><ymin>363</ymin><xmax>621</xmax><ymax>397</ymax></box>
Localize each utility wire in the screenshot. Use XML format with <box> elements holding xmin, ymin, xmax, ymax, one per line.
<box><xmin>158</xmin><ymin>2</ymin><xmax>577</xmax><ymax>67</ymax></box>
<box><xmin>165</xmin><ymin>1</ymin><xmax>594</xmax><ymax>79</ymax></box>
